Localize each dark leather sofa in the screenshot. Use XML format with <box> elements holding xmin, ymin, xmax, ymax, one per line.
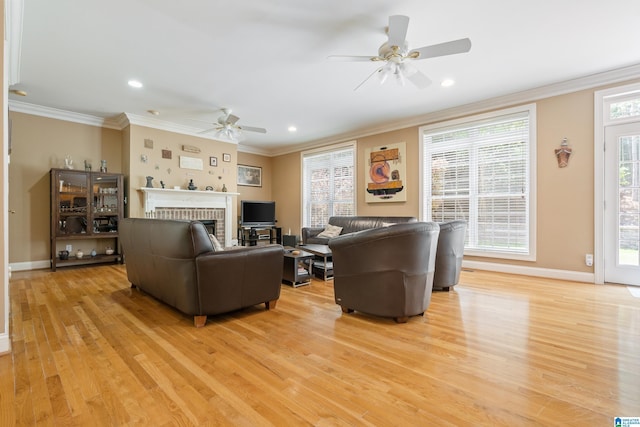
<box><xmin>328</xmin><ymin>222</ymin><xmax>440</xmax><ymax>323</ymax></box>
<box><xmin>302</xmin><ymin>216</ymin><xmax>417</xmax><ymax>244</ymax></box>
<box><xmin>120</xmin><ymin>218</ymin><xmax>284</xmax><ymax>327</ymax></box>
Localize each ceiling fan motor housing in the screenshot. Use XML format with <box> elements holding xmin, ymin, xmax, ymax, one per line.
<box><xmin>378</xmin><ymin>41</ymin><xmax>409</xmax><ymax>62</ymax></box>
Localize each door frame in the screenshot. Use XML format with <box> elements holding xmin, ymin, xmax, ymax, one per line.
<box><xmin>594</xmin><ymin>81</ymin><xmax>640</xmax><ymax>284</ymax></box>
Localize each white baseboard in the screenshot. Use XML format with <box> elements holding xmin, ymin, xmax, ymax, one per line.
<box><xmin>462</xmin><ymin>260</ymin><xmax>595</xmax><ymax>283</ymax></box>
<box><xmin>11</xmin><ymin>259</ymin><xmax>595</xmax><ymax>284</ymax></box>
<box><xmin>10</xmin><ymin>260</ymin><xmax>50</xmax><ymax>272</ymax></box>
<box><xmin>0</xmin><ymin>332</ymin><xmax>10</xmax><ymax>354</ymax></box>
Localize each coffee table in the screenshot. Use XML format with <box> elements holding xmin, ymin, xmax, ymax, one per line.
<box><xmin>282</xmin><ymin>248</ymin><xmax>314</xmax><ymax>287</ymax></box>
<box><xmin>297</xmin><ymin>244</ymin><xmax>333</xmax><ymax>281</ymax></box>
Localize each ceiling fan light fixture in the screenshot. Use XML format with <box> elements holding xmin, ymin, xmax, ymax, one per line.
<box><xmin>330</xmin><ymin>14</ymin><xmax>471</xmax><ymax>91</ymax></box>
<box><xmin>127</xmin><ymin>80</ymin><xmax>143</xmax><ymax>88</ymax></box>
<box><xmin>399</xmin><ymin>62</ymin><xmax>417</xmax><ymax>78</ymax></box>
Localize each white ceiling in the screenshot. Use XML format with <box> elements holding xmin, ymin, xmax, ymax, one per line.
<box><xmin>8</xmin><ymin>0</ymin><xmax>640</xmax><ymax>155</ymax></box>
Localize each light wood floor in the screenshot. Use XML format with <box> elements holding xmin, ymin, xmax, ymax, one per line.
<box><xmin>1</xmin><ymin>266</ymin><xmax>639</xmax><ymax>426</ymax></box>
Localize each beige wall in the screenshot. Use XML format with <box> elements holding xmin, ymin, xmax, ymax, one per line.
<box><xmin>356</xmin><ymin>128</ymin><xmax>422</xmax><ymax>217</ymax></box>
<box><xmin>272</xmin><ymin>152</ymin><xmax>301</xmax><ymax>235</ymax></box>
<box><xmin>8</xmin><ymin>112</ymin><xmax>122</xmax><ymax>264</ymax></box>
<box><xmin>236</xmin><ymin>152</ymin><xmax>273</xmax><ymax>204</ymax></box>
<box><xmin>125</xmin><ymin>125</ymin><xmax>238</xmax><ymax>220</ymax></box>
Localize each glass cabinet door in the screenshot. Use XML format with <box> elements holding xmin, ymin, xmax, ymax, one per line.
<box><xmin>92</xmin><ymin>174</ymin><xmax>120</xmax><ymax>234</ymax></box>
<box><xmin>57</xmin><ymin>171</ymin><xmax>89</xmax><ymax>236</ymax></box>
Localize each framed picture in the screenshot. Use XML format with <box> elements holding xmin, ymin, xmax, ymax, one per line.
<box><xmin>237</xmin><ymin>164</ymin><xmax>262</xmax><ymax>187</ymax></box>
<box><xmin>364</xmin><ymin>142</ymin><xmax>407</xmax><ymax>203</ymax></box>
<box><xmin>223</xmin><ymin>153</ymin><xmax>231</xmax><ymax>162</ymax></box>
<box><xmin>210</xmin><ymin>156</ymin><xmax>218</xmax><ymax>167</ymax></box>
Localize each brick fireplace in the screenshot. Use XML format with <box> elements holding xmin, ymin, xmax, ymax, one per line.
<box><xmin>139</xmin><ymin>188</ymin><xmax>238</xmax><ymax>247</ymax></box>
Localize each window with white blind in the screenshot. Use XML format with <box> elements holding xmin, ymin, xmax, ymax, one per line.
<box><xmin>302</xmin><ymin>142</ymin><xmax>356</xmax><ymax>227</ymax></box>
<box><xmin>420</xmin><ymin>104</ymin><xmax>536</xmax><ymax>260</ymax></box>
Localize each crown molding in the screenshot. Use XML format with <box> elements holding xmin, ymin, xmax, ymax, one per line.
<box><xmin>113</xmin><ymin>113</ymin><xmax>241</xmax><ymax>146</ymax></box>
<box><xmin>236</xmin><ymin>143</ymin><xmax>272</xmax><ymax>156</ymax></box>
<box><xmin>8</xmin><ymin>100</ymin><xmax>122</xmax><ymax>129</ymax></box>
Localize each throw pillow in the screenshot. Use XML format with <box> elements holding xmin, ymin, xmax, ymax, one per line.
<box><xmin>209</xmin><ymin>234</ymin><xmax>224</xmax><ymax>251</ymax></box>
<box><xmin>317</xmin><ymin>224</ymin><xmax>343</xmax><ymax>238</ymax></box>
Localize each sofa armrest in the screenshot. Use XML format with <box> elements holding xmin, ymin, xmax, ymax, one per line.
<box><xmin>301</xmin><ymin>227</ymin><xmax>324</xmax><ymax>244</ymax></box>
<box><xmin>195</xmin><ymin>244</ymin><xmax>284</xmax><ymax>314</ymax></box>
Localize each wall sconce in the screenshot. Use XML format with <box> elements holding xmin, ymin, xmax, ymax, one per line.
<box><xmin>555</xmin><ymin>137</ymin><xmax>572</xmax><ymax>168</ymax></box>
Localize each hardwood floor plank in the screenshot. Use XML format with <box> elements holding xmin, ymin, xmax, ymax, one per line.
<box><xmin>3</xmin><ymin>266</ymin><xmax>639</xmax><ymax>426</ymax></box>
<box><xmin>0</xmin><ymin>350</ymin><xmax>17</xmax><ymax>427</ymax></box>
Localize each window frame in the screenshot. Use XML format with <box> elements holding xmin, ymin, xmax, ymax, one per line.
<box><xmin>419</xmin><ymin>104</ymin><xmax>537</xmax><ymax>261</ymax></box>
<box><xmin>300</xmin><ymin>141</ymin><xmax>357</xmax><ymax>228</ymax></box>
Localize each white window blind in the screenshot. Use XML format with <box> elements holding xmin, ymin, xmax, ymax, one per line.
<box><xmin>302</xmin><ymin>143</ymin><xmax>355</xmax><ymax>227</ymax></box>
<box><xmin>422</xmin><ymin>106</ymin><xmax>535</xmax><ymax>258</ymax></box>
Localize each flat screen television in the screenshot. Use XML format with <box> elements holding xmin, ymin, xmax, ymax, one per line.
<box><xmin>240</xmin><ymin>200</ymin><xmax>276</xmax><ymax>227</ymax></box>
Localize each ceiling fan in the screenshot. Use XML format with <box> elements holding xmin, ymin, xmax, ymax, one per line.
<box><xmin>199</xmin><ymin>108</ymin><xmax>267</xmax><ymax>141</ymax></box>
<box><xmin>329</xmin><ymin>15</ymin><xmax>471</xmax><ymax>90</ymax></box>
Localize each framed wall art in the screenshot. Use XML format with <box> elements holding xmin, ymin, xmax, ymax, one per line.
<box><xmin>210</xmin><ymin>156</ymin><xmax>218</xmax><ymax>167</ymax></box>
<box><xmin>237</xmin><ymin>164</ymin><xmax>262</xmax><ymax>187</ymax></box>
<box><xmin>179</xmin><ymin>156</ymin><xmax>204</xmax><ymax>170</ymax></box>
<box><xmin>364</xmin><ymin>141</ymin><xmax>407</xmax><ymax>203</ymax></box>
<box><xmin>223</xmin><ymin>153</ymin><xmax>231</xmax><ymax>162</ymax></box>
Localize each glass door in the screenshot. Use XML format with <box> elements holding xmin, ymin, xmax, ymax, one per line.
<box><xmin>57</xmin><ymin>171</ymin><xmax>89</xmax><ymax>236</ymax></box>
<box><xmin>91</xmin><ymin>174</ymin><xmax>120</xmax><ymax>234</ymax></box>
<box><xmin>604</xmin><ymin>122</ymin><xmax>640</xmax><ymax>285</ymax></box>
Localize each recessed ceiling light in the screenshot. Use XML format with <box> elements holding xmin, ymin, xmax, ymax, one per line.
<box><xmin>128</xmin><ymin>80</ymin><xmax>143</xmax><ymax>88</ymax></box>
<box><xmin>441</xmin><ymin>79</ymin><xmax>455</xmax><ymax>88</ymax></box>
<box><xmin>288</xmin><ymin>126</ymin><xmax>297</xmax><ymax>132</ymax></box>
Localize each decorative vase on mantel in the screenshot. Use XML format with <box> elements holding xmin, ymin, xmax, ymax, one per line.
<box><xmin>145</xmin><ymin>176</ymin><xmax>154</xmax><ymax>188</ymax></box>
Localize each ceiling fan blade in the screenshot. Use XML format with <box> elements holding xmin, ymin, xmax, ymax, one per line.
<box><xmin>198</xmin><ymin>127</ymin><xmax>219</xmax><ymax>134</ymax></box>
<box><xmin>354</xmin><ymin>66</ymin><xmax>384</xmax><ymax>91</ymax></box>
<box><xmin>238</xmin><ymin>125</ymin><xmax>267</xmax><ymax>134</ymax></box>
<box><xmin>327</xmin><ymin>55</ymin><xmax>378</xmax><ymax>62</ymax></box>
<box><xmin>409</xmin><ymin>38</ymin><xmax>472</xmax><ymax>60</ymax></box>
<box><xmin>226</xmin><ymin>114</ymin><xmax>240</xmax><ymax>125</ymax></box>
<box><xmin>387</xmin><ymin>15</ymin><xmax>409</xmax><ymax>48</ymax></box>
<box><xmin>399</xmin><ymin>63</ymin><xmax>432</xmax><ymax>89</ymax></box>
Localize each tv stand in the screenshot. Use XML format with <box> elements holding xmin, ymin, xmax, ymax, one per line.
<box><xmin>238</xmin><ymin>226</ymin><xmax>282</xmax><ymax>246</ymax></box>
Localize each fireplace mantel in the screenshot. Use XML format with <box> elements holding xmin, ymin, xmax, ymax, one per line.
<box><xmin>139</xmin><ymin>188</ymin><xmax>239</xmax><ymax>246</ymax></box>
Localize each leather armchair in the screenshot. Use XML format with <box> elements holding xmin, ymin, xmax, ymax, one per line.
<box><xmin>328</xmin><ymin>222</ymin><xmax>440</xmax><ymax>323</ymax></box>
<box><xmin>433</xmin><ymin>220</ymin><xmax>467</xmax><ymax>291</ymax></box>
<box><xmin>120</xmin><ymin>218</ymin><xmax>284</xmax><ymax>327</ymax></box>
